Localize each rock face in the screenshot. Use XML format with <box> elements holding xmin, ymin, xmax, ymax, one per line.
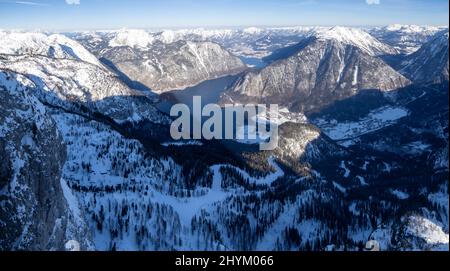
<box><xmin>73</xmin><ymin>29</ymin><xmax>247</xmax><ymax>93</ymax></box>
<box><xmin>0</xmin><ymin>71</ymin><xmax>92</xmax><ymax>250</ymax></box>
<box><xmin>100</xmin><ymin>40</ymin><xmax>246</xmax><ymax>93</ymax></box>
<box><xmin>223</xmin><ymin>30</ymin><xmax>410</xmax><ymax>113</ymax></box>
<box><xmin>0</xmin><ymin>33</ymin><xmax>169</xmax><ymax>251</ymax></box>
<box><xmin>0</xmin><ymin>54</ymin><xmax>169</xmax><ymax>124</ymax></box>
<box><xmin>399</xmin><ymin>31</ymin><xmax>449</xmax><ymax>84</ymax></box>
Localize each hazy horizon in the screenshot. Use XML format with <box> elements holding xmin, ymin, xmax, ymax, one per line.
<box><xmin>1</xmin><ymin>24</ymin><xmax>449</xmax><ymax>33</ymax></box>
<box><xmin>0</xmin><ymin>0</ymin><xmax>448</xmax><ymax>31</ymax></box>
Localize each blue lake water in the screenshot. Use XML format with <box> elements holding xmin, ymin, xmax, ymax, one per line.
<box><xmin>156</xmin><ymin>74</ymin><xmax>270</xmax><ymax>143</ymax></box>
<box><xmin>157</xmin><ymin>74</ymin><xmax>241</xmax><ymax>113</ymax></box>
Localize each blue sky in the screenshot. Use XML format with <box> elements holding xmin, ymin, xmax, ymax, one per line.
<box><xmin>0</xmin><ymin>0</ymin><xmax>448</xmax><ymax>30</ymax></box>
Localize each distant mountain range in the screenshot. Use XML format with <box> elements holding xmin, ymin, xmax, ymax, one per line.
<box><xmin>399</xmin><ymin>31</ymin><xmax>449</xmax><ymax>84</ymax></box>
<box><xmin>369</xmin><ymin>24</ymin><xmax>448</xmax><ymax>54</ymax></box>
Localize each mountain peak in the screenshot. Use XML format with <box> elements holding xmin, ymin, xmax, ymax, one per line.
<box><xmin>313</xmin><ymin>26</ymin><xmax>398</xmax><ymax>56</ymax></box>
<box><xmin>0</xmin><ymin>31</ymin><xmax>103</xmax><ymax>67</ymax></box>
<box><xmin>316</xmin><ymin>26</ymin><xmax>369</xmax><ymax>40</ymax></box>
<box><xmin>385</xmin><ymin>24</ymin><xmax>446</xmax><ymax>33</ymax></box>
<box><xmin>108</xmin><ymin>28</ymin><xmax>155</xmax><ymax>48</ymax></box>
<box><xmin>242</xmin><ymin>27</ymin><xmax>263</xmax><ymax>34</ymax></box>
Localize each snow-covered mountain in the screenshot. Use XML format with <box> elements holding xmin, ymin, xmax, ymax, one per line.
<box><xmin>0</xmin><ymin>31</ymin><xmax>103</xmax><ymax>68</ymax></box>
<box><xmin>314</xmin><ymin>26</ymin><xmax>399</xmax><ymax>56</ymax></box>
<box><xmin>393</xmin><ymin>210</ymin><xmax>449</xmax><ymax>251</ymax></box>
<box><xmin>71</xmin><ymin>27</ymin><xmax>327</xmax><ymax>62</ymax></box>
<box><xmin>131</xmin><ymin>26</ymin><xmax>326</xmax><ymax>58</ymax></box>
<box><xmin>399</xmin><ymin>31</ymin><xmax>449</xmax><ymax>84</ymax></box>
<box><xmin>101</xmin><ymin>40</ymin><xmax>246</xmax><ymax>93</ymax></box>
<box><xmin>72</xmin><ymin>29</ymin><xmax>247</xmax><ymax>93</ymax></box>
<box><xmin>370</xmin><ymin>24</ymin><xmax>448</xmax><ymax>54</ymax></box>
<box><xmin>171</xmin><ymin>26</ymin><xmax>327</xmax><ymax>58</ymax></box>
<box><xmin>71</xmin><ymin>25</ymin><xmax>448</xmax><ymax>59</ymax></box>
<box><xmin>0</xmin><ymin>54</ymin><xmax>168</xmax><ymax>124</ymax></box>
<box><xmin>1</xmin><ymin>26</ymin><xmax>448</xmax><ymax>252</ymax></box>
<box><xmin>222</xmin><ymin>28</ymin><xmax>410</xmax><ymax>113</ymax></box>
<box><xmin>108</xmin><ymin>29</ymin><xmax>156</xmax><ymax>48</ymax></box>
<box><xmin>0</xmin><ymin>67</ymin><xmax>354</xmax><ymax>251</ymax></box>
<box><xmin>0</xmin><ymin>71</ymin><xmax>93</xmax><ymax>250</ymax></box>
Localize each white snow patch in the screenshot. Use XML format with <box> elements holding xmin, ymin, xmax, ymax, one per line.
<box><xmin>340</xmin><ymin>161</ymin><xmax>351</xmax><ymax>178</ymax></box>
<box><xmin>60</xmin><ymin>178</ymin><xmax>84</xmax><ymax>226</ymax></box>
<box><xmin>357</xmin><ymin>176</ymin><xmax>368</xmax><ymax>186</ymax></box>
<box><xmin>316</xmin><ymin>106</ymin><xmax>409</xmax><ymax>143</ymax></box>
<box><xmin>391</xmin><ymin>189</ymin><xmax>410</xmax><ymax>200</ymax></box>
<box><xmin>314</xmin><ymin>26</ymin><xmax>398</xmax><ymax>56</ymax></box>
<box><xmin>109</xmin><ymin>29</ymin><xmax>155</xmax><ymax>48</ymax></box>
<box><xmin>352</xmin><ymin>65</ymin><xmax>359</xmax><ymax>86</ymax></box>
<box><xmin>405</xmin><ymin>215</ymin><xmax>449</xmax><ymax>248</ymax></box>
<box><xmin>333</xmin><ymin>182</ymin><xmax>347</xmax><ymax>194</ymax></box>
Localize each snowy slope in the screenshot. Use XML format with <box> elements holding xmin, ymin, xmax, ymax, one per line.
<box><xmin>396</xmin><ymin>212</ymin><xmax>449</xmax><ymax>251</ymax></box>
<box><xmin>109</xmin><ymin>29</ymin><xmax>156</xmax><ymax>48</ymax></box>
<box><xmin>96</xmin><ymin>39</ymin><xmax>246</xmax><ymax>93</ymax></box>
<box><xmin>399</xmin><ymin>31</ymin><xmax>449</xmax><ymax>84</ymax></box>
<box><xmin>313</xmin><ymin>26</ymin><xmax>399</xmax><ymax>56</ymax></box>
<box><xmin>0</xmin><ymin>71</ymin><xmax>93</xmax><ymax>251</ymax></box>
<box><xmin>223</xmin><ymin>29</ymin><xmax>410</xmax><ymax>113</ymax></box>
<box><xmin>72</xmin><ymin>27</ymin><xmax>327</xmax><ymax>60</ymax></box>
<box><xmin>0</xmin><ymin>31</ymin><xmax>103</xmax><ymax>67</ymax></box>
<box><xmin>51</xmin><ymin>111</ymin><xmax>290</xmax><ymax>250</ymax></box>
<box><xmin>314</xmin><ymin>106</ymin><xmax>409</xmax><ymax>146</ymax></box>
<box><xmin>0</xmin><ymin>54</ymin><xmax>168</xmax><ymax>124</ymax></box>
<box><xmin>73</xmin><ymin>25</ymin><xmax>447</xmax><ymax>58</ymax></box>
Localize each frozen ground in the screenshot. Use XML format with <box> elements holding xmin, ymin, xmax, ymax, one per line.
<box><xmin>314</xmin><ymin>106</ymin><xmax>409</xmax><ymax>145</ymax></box>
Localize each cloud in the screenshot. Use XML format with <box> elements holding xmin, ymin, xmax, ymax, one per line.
<box><xmin>0</xmin><ymin>1</ymin><xmax>50</xmax><ymax>6</ymax></box>
<box><xmin>65</xmin><ymin>0</ymin><xmax>80</xmax><ymax>4</ymax></box>
<box><xmin>366</xmin><ymin>0</ymin><xmax>380</xmax><ymax>5</ymax></box>
<box><xmin>15</xmin><ymin>1</ymin><xmax>46</xmax><ymax>5</ymax></box>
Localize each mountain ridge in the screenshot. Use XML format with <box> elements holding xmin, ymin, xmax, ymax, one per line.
<box><xmin>222</xmin><ymin>32</ymin><xmax>410</xmax><ymax>113</ymax></box>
